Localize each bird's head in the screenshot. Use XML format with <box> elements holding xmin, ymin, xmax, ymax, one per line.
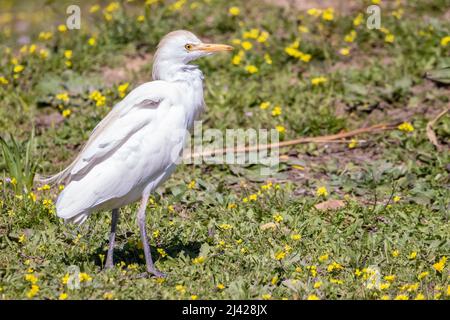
<box><xmin>152</xmin><ymin>30</ymin><xmax>233</xmax><ymax>80</ymax></box>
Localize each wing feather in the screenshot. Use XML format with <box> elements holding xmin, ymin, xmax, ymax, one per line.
<box><xmin>37</xmin><ymin>81</ymin><xmax>172</xmax><ymax>185</ymax></box>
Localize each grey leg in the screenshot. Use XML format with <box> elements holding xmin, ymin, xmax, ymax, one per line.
<box><xmin>137</xmin><ymin>193</ymin><xmax>166</xmax><ymax>278</ymax></box>
<box><xmin>105</xmin><ymin>208</ymin><xmax>119</xmax><ymax>269</ymax></box>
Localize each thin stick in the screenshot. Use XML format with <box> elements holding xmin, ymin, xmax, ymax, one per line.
<box><xmin>187</xmin><ymin>122</ymin><xmax>399</xmax><ymax>159</ymax></box>
<box><xmin>426</xmin><ymin>106</ymin><xmax>449</xmax><ymax>151</ymax></box>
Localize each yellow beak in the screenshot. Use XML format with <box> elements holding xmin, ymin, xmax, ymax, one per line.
<box><xmin>194</xmin><ymin>43</ymin><xmax>234</xmax><ymax>52</ymax></box>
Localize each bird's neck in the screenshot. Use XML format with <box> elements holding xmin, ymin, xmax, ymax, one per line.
<box><xmin>152</xmin><ymin>61</ymin><xmax>205</xmax><ymax>129</ymax></box>
<box><xmin>152</xmin><ymin>60</ymin><xmax>204</xmax><ymax>83</ymax></box>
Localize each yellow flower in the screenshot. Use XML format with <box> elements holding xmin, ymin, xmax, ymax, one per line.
<box><xmin>273</xmin><ymin>213</ymin><xmax>283</xmax><ymax>223</ymax></box>
<box><xmin>414</xmin><ymin>293</ymin><xmax>425</xmax><ymax>300</ymax></box>
<box><xmin>117</xmin><ymin>82</ymin><xmax>129</xmax><ymax>98</ymax></box>
<box><xmin>243</xmin><ymin>29</ymin><xmax>259</xmax><ymax>39</ymax></box>
<box><xmin>391</xmin><ymin>250</ymin><xmax>400</xmax><ymax>257</ymax></box>
<box><xmin>307</xmin><ymin>265</ymin><xmax>317</xmax><ymax>277</ymax></box>
<box><xmin>219</xmin><ymin>223</ymin><xmax>233</xmax><ymax>230</ymax></box>
<box><xmin>385</xmin><ymin>34</ymin><xmax>395</xmax><ymax>43</ymax></box>
<box><xmin>271</xmin><ymin>106</ymin><xmax>282</xmax><ymax>117</ymax></box>
<box><xmin>231</xmin><ymin>39</ymin><xmax>241</xmax><ymax>46</ymax></box>
<box><xmin>175</xmin><ymin>284</ymin><xmax>186</xmax><ymax>294</ymax></box>
<box><xmin>379</xmin><ymin>282</ymin><xmax>390</xmax><ymax>290</ymax></box>
<box><xmin>89</xmin><ymin>5</ymin><xmax>100</xmax><ymax>13</ymax></box>
<box><xmin>409</xmin><ymin>251</ymin><xmax>417</xmax><ymax>260</ymax></box>
<box><xmin>353</xmin><ymin>13</ymin><xmax>364</xmax><ymax>26</ymax></box>
<box><xmin>88</xmin><ymin>37</ymin><xmax>96</xmax><ymax>46</ymax></box>
<box><xmin>380</xmin><ymin>295</ymin><xmax>390</xmax><ymax>300</ymax></box>
<box><xmin>447</xmin><ymin>285</ymin><xmax>450</xmax><ymax>296</ymax></box>
<box><xmin>29</xmin><ymin>44</ymin><xmax>36</xmax><ymax>54</ymax></box>
<box><xmin>348</xmin><ymin>139</ymin><xmax>358</xmax><ymax>149</ymax></box>
<box><xmin>28</xmin><ymin>192</ymin><xmax>37</xmax><ymax>202</ymax></box>
<box><xmin>245</xmin><ymin>65</ymin><xmax>258</xmax><ymax>74</ymax></box>
<box><xmin>339</xmin><ymin>47</ymin><xmax>350</xmax><ymax>56</ymax></box>
<box><xmin>327</xmin><ymin>262</ymin><xmax>343</xmax><ymax>272</ymax></box>
<box><xmin>89</xmin><ymin>90</ymin><xmax>106</xmax><ymax>107</ymax></box>
<box><xmin>275</xmin><ymin>125</ymin><xmax>285</xmax><ymax>133</ymax></box>
<box><xmin>394</xmin><ymin>294</ymin><xmax>409</xmax><ymax>300</ymax></box>
<box><xmin>275</xmin><ymin>251</ymin><xmax>286</xmax><ymax>261</ymax></box>
<box><xmin>322</xmin><ymin>7</ymin><xmax>334</xmax><ymax>21</ymax></box>
<box><xmin>18</xmin><ymin>234</ymin><xmax>26</xmax><ymax>244</ymax></box>
<box><xmin>192</xmin><ymin>256</ymin><xmax>205</xmax><ymax>264</ymax></box>
<box><xmin>397</xmin><ymin>122</ymin><xmax>414</xmax><ymax>132</ymax></box>
<box><xmin>228</xmin><ymin>7</ymin><xmax>240</xmax><ymax>16</ymax></box>
<box><xmin>232</xmin><ymin>54</ymin><xmax>242</xmax><ymax>65</ymax></box>
<box><xmin>157</xmin><ymin>248</ymin><xmax>167</xmax><ymax>257</ymax></box>
<box><xmin>61</xmin><ymin>273</ymin><xmax>70</xmax><ymax>285</ymax></box>
<box><xmin>433</xmin><ymin>256</ymin><xmax>447</xmax><ymax>273</ymax></box>
<box><xmin>56</xmin><ymin>92</ymin><xmax>70</xmax><ymax>103</ymax></box>
<box><xmin>227</xmin><ymin>203</ymin><xmax>236</xmax><ymax>209</ymax></box>
<box><xmin>313</xmin><ymin>281</ymin><xmax>322</xmax><ymax>289</ymax></box>
<box><xmin>260</xmin><ymin>101</ymin><xmax>270</xmax><ymax>110</ymax></box>
<box><xmin>262</xmin><ymin>294</ymin><xmax>271</xmax><ymax>300</ymax></box>
<box><xmin>319</xmin><ymin>254</ymin><xmax>329</xmax><ymax>262</ymax></box>
<box><xmin>418</xmin><ymin>271</ymin><xmax>429</xmax><ymax>280</ymax></box>
<box><xmin>298</xmin><ymin>26</ymin><xmax>309</xmax><ymax>33</ymax></box>
<box><xmin>384</xmin><ymin>275</ymin><xmax>396</xmax><ymax>282</ymax></box>
<box><xmin>392</xmin><ymin>9</ymin><xmax>404</xmax><ymax>19</ymax></box>
<box><xmin>372</xmin><ymin>0</ymin><xmax>381</xmax><ymax>4</ymax></box>
<box><xmin>103</xmin><ymin>292</ymin><xmax>114</xmax><ymax>300</ymax></box>
<box><xmin>330</xmin><ymin>278</ymin><xmax>344</xmax><ymax>285</ymax></box>
<box><xmin>78</xmin><ymin>272</ymin><xmax>92</xmax><ymax>282</ymax></box>
<box><xmin>25</xmin><ymin>274</ymin><xmax>38</xmax><ymax>284</ymax></box>
<box><xmin>137</xmin><ymin>15</ymin><xmax>145</xmax><ymax>22</ymax></box>
<box><xmin>64</xmin><ymin>50</ymin><xmax>72</xmax><ymax>59</ymax></box>
<box><xmin>241</xmin><ymin>41</ymin><xmax>253</xmax><ymax>51</ymax></box>
<box><xmin>311</xmin><ymin>77</ymin><xmax>328</xmax><ymax>86</ymax></box>
<box><xmin>316</xmin><ymin>186</ymin><xmax>328</xmax><ymax>197</ymax></box>
<box><xmin>190</xmin><ymin>295</ymin><xmax>198</xmax><ymax>300</ymax></box>
<box><xmin>39</xmin><ymin>49</ymin><xmax>49</xmax><ymax>59</ymax></box>
<box><xmin>344</xmin><ymin>30</ymin><xmax>357</xmax><ymax>43</ymax></box>
<box><xmin>393</xmin><ymin>195</ymin><xmax>401</xmax><ymax>202</ymax></box>
<box><xmin>26</xmin><ymin>284</ymin><xmax>39</xmax><ymax>298</ymax></box>
<box><xmin>217</xmin><ymin>283</ymin><xmax>225</xmax><ymax>290</ymax></box>
<box><xmin>441</xmin><ymin>36</ymin><xmax>450</xmax><ymax>47</ymax></box>
<box><xmin>307</xmin><ymin>294</ymin><xmax>320</xmax><ymax>300</ymax></box>
<box><xmin>38</xmin><ymin>31</ymin><xmax>52</xmax><ymax>40</ymax></box>
<box><xmin>257</xmin><ymin>31</ymin><xmax>269</xmax><ymax>43</ymax></box>
<box><xmin>0</xmin><ymin>76</ymin><xmax>9</xmax><ymax>85</ymax></box>
<box><xmin>58</xmin><ymin>24</ymin><xmax>67</xmax><ymax>33</ymax></box>
<box><xmin>62</xmin><ymin>109</ymin><xmax>71</xmax><ymax>118</ymax></box>
<box><xmin>307</xmin><ymin>8</ymin><xmax>322</xmax><ymax>17</ymax></box>
<box><xmin>59</xmin><ymin>292</ymin><xmax>68</xmax><ymax>300</ymax></box>
<box><xmin>13</xmin><ymin>65</ymin><xmax>24</xmax><ymax>73</ymax></box>
<box><xmin>105</xmin><ymin>2</ymin><xmax>120</xmax><ymax>13</ymax></box>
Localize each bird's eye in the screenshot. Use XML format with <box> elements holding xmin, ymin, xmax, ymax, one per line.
<box><xmin>185</xmin><ymin>44</ymin><xmax>193</xmax><ymax>51</ymax></box>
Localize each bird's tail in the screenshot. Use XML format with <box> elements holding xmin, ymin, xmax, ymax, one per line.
<box><xmin>34</xmin><ymin>167</ymin><xmax>72</xmax><ymax>185</ymax></box>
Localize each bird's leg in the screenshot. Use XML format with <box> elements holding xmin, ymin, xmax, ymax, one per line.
<box><xmin>137</xmin><ymin>193</ymin><xmax>166</xmax><ymax>278</ymax></box>
<box><xmin>105</xmin><ymin>208</ymin><xmax>119</xmax><ymax>269</ymax></box>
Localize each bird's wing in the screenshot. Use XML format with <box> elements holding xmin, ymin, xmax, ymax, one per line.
<box><xmin>42</xmin><ymin>81</ymin><xmax>175</xmax><ymax>184</ymax></box>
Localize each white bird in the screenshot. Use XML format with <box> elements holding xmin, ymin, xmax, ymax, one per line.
<box><xmin>40</xmin><ymin>30</ymin><xmax>233</xmax><ymax>277</ymax></box>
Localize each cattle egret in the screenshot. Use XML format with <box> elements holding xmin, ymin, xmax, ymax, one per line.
<box><xmin>40</xmin><ymin>30</ymin><xmax>233</xmax><ymax>277</ymax></box>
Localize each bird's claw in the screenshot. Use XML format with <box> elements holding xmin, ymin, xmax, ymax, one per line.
<box><xmin>148</xmin><ymin>269</ymin><xmax>167</xmax><ymax>278</ymax></box>
<box><xmin>134</xmin><ymin>270</ymin><xmax>167</xmax><ymax>279</ymax></box>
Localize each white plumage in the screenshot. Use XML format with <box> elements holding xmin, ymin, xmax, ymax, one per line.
<box><xmin>40</xmin><ymin>30</ymin><xmax>233</xmax><ymax>276</ymax></box>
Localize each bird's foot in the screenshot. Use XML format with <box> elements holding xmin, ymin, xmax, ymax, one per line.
<box><xmin>104</xmin><ymin>257</ymin><xmax>114</xmax><ymax>270</ymax></box>
<box><xmin>103</xmin><ymin>262</ymin><xmax>114</xmax><ymax>270</ymax></box>
<box><xmin>149</xmin><ymin>268</ymin><xmax>167</xmax><ymax>278</ymax></box>
<box><xmin>133</xmin><ymin>270</ymin><xmax>167</xmax><ymax>279</ymax></box>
